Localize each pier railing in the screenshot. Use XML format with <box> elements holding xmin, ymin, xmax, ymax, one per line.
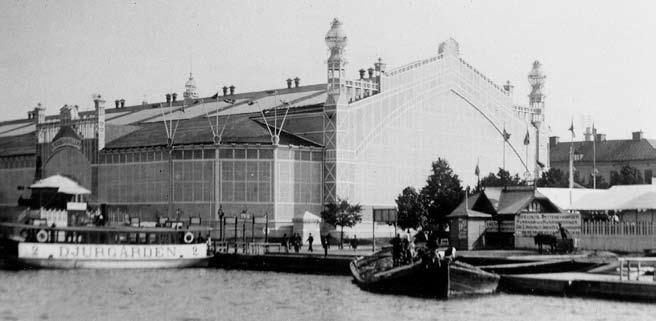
<box><xmin>213</xmin><ymin>241</ymin><xmax>283</xmax><ymax>255</ymax></box>
<box><xmin>582</xmin><ymin>221</ymin><xmax>656</xmax><ymax>236</ymax></box>
<box><xmin>578</xmin><ymin>221</ymin><xmax>656</xmax><ymax>252</ymax></box>
<box><xmin>618</xmin><ymin>257</ymin><xmax>656</xmax><ymax>281</ymax></box>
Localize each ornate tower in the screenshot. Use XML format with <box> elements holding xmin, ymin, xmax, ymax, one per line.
<box><xmin>528</xmin><ymin>60</ymin><xmax>547</xmax><ymax>181</ymax></box>
<box><xmin>323</xmin><ymin>18</ymin><xmax>353</xmax><ymax>204</ymax></box>
<box><xmin>183</xmin><ymin>73</ymin><xmax>199</xmax><ymax>103</ymax></box>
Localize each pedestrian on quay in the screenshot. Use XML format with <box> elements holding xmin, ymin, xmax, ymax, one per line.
<box><xmin>282</xmin><ymin>233</ymin><xmax>289</xmax><ymax>253</ymax></box>
<box><xmin>293</xmin><ymin>233</ymin><xmax>301</xmax><ymax>253</ymax></box>
<box><xmin>321</xmin><ymin>235</ymin><xmax>328</xmax><ymax>257</ymax></box>
<box><xmin>350</xmin><ymin>234</ymin><xmax>358</xmax><ymax>251</ymax></box>
<box><xmin>307</xmin><ymin>233</ymin><xmax>314</xmax><ymax>252</ymax></box>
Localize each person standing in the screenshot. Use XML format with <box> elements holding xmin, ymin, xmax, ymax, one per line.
<box><xmin>350</xmin><ymin>234</ymin><xmax>358</xmax><ymax>251</ymax></box>
<box><xmin>391</xmin><ymin>234</ymin><xmax>402</xmax><ymax>266</ymax></box>
<box><xmin>321</xmin><ymin>235</ymin><xmax>328</xmax><ymax>257</ymax></box>
<box><xmin>307</xmin><ymin>233</ymin><xmax>314</xmax><ymax>252</ymax></box>
<box><xmin>282</xmin><ymin>233</ymin><xmax>289</xmax><ymax>253</ymax></box>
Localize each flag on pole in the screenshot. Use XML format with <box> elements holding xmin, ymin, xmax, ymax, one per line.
<box><xmin>523</xmin><ymin>129</ymin><xmax>530</xmax><ymax>145</ymax></box>
<box><xmin>568</xmin><ymin>120</ymin><xmax>575</xmax><ymax>138</ymax></box>
<box><xmin>474</xmin><ymin>162</ymin><xmax>480</xmax><ymax>176</ymax></box>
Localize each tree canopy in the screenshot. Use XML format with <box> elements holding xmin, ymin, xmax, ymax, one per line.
<box><xmin>611</xmin><ymin>164</ymin><xmax>644</xmax><ymax>186</ymax></box>
<box><xmin>420</xmin><ymin>158</ymin><xmax>464</xmax><ymax>227</ymax></box>
<box><xmin>480</xmin><ymin>168</ymin><xmax>525</xmax><ymax>188</ymax></box>
<box><xmin>536</xmin><ymin>167</ymin><xmax>568</xmax><ymax>187</ymax></box>
<box><xmin>320</xmin><ymin>198</ymin><xmax>363</xmax><ymax>248</ymax></box>
<box><xmin>395</xmin><ymin>186</ymin><xmax>428</xmax><ymax>230</ymax></box>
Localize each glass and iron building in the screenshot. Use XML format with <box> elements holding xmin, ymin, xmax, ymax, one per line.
<box><xmin>0</xmin><ymin>19</ymin><xmax>549</xmax><ymax>234</ymax></box>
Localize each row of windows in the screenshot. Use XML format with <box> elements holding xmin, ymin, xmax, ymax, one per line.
<box><xmin>0</xmin><ymin>156</ymin><xmax>35</xmax><ymax>169</ymax></box>
<box><xmin>100</xmin><ymin>148</ymin><xmax>278</xmax><ymax>164</ymax></box>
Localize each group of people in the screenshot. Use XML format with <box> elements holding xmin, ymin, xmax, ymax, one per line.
<box><xmin>390</xmin><ymin>229</ymin><xmax>449</xmax><ymax>267</ymax></box>
<box><xmin>281</xmin><ymin>233</ymin><xmax>316</xmax><ymax>253</ymax></box>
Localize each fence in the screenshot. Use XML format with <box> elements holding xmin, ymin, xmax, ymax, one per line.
<box><xmin>578</xmin><ymin>221</ymin><xmax>656</xmax><ymax>252</ymax></box>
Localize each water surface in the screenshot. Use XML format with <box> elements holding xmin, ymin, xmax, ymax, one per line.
<box><xmin>0</xmin><ymin>269</ymin><xmax>652</xmax><ymax>321</ymax></box>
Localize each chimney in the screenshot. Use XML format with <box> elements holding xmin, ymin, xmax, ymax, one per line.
<box><xmin>632</xmin><ymin>131</ymin><xmax>644</xmax><ymax>141</ymax></box>
<box><xmin>166</xmin><ymin>93</ymin><xmax>171</xmax><ymax>104</ymax></box>
<box><xmin>229</xmin><ymin>85</ymin><xmax>235</xmax><ymax>95</ymax></box>
<box><xmin>286</xmin><ymin>78</ymin><xmax>293</xmax><ymax>89</ymax></box>
<box><xmin>222</xmin><ymin>86</ymin><xmax>228</xmax><ymax>96</ymax></box>
<box><xmin>596</xmin><ymin>133</ymin><xmax>606</xmax><ymax>142</ymax></box>
<box><xmin>368</xmin><ymin>67</ymin><xmax>374</xmax><ymax>79</ymax></box>
<box><xmin>584</xmin><ymin>127</ymin><xmax>592</xmax><ymax>142</ymax></box>
<box><xmin>115</xmin><ymin>100</ymin><xmax>120</xmax><ymax>109</ymax></box>
<box><xmin>359</xmin><ymin>69</ymin><xmax>366</xmax><ymax>80</ymax></box>
<box><xmin>119</xmin><ymin>99</ymin><xmax>125</xmax><ymax>108</ymax></box>
<box><xmin>294</xmin><ymin>77</ymin><xmax>300</xmax><ymax>88</ymax></box>
<box><xmin>95</xmin><ymin>96</ymin><xmax>106</xmax><ymax>150</ymax></box>
<box><xmin>549</xmin><ymin>136</ymin><xmax>559</xmax><ymax>146</ymax></box>
<box><xmin>172</xmin><ymin>93</ymin><xmax>177</xmax><ymax>102</ymax></box>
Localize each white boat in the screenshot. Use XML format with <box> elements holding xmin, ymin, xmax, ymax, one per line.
<box><xmin>0</xmin><ymin>223</ymin><xmax>212</xmax><ymax>269</ymax></box>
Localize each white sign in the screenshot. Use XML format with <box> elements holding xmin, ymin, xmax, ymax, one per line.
<box><xmin>19</xmin><ymin>243</ymin><xmax>207</xmax><ymax>260</ymax></box>
<box><xmin>514</xmin><ymin>213</ymin><xmax>581</xmax><ymax>237</ymax></box>
<box><xmin>485</xmin><ymin>220</ymin><xmax>515</xmax><ymax>233</ymax></box>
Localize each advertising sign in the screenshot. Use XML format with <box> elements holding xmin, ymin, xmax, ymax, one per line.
<box><xmin>19</xmin><ymin>243</ymin><xmax>206</xmax><ymax>260</ymax></box>
<box><xmin>485</xmin><ymin>220</ymin><xmax>515</xmax><ymax>233</ymax></box>
<box><xmin>514</xmin><ymin>213</ymin><xmax>581</xmax><ymax>237</ymax></box>
<box><xmin>373</xmin><ymin>208</ymin><xmax>397</xmax><ymax>224</ymax></box>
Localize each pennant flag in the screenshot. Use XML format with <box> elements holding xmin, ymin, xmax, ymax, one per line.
<box><xmin>475</xmin><ymin>162</ymin><xmax>480</xmax><ymax>176</ymax></box>
<box><xmin>503</xmin><ymin>128</ymin><xmax>511</xmax><ymax>141</ymax></box>
<box><xmin>523</xmin><ymin>129</ymin><xmax>530</xmax><ymax>146</ymax></box>
<box><xmin>568</xmin><ymin>120</ymin><xmax>575</xmax><ymax>138</ymax></box>
<box><xmin>537</xmin><ymin>160</ymin><xmax>545</xmax><ymax>168</ymax></box>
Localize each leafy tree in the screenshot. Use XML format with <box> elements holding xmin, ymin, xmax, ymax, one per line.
<box><xmin>419</xmin><ymin>158</ymin><xmax>464</xmax><ymax>230</ymax></box>
<box><xmin>585</xmin><ymin>174</ymin><xmax>610</xmax><ymax>189</ymax></box>
<box><xmin>536</xmin><ymin>168</ymin><xmax>568</xmax><ymax>187</ymax></box>
<box><xmin>395</xmin><ymin>187</ymin><xmax>428</xmax><ymax>230</ymax></box>
<box><xmin>611</xmin><ymin>164</ymin><xmax>644</xmax><ymax>186</ymax></box>
<box><xmin>320</xmin><ymin>198</ymin><xmax>363</xmax><ymax>249</ymax></box>
<box><xmin>480</xmin><ymin>168</ymin><xmax>525</xmax><ymax>187</ymax></box>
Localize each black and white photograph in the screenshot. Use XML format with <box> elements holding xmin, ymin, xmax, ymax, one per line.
<box><xmin>0</xmin><ymin>1</ymin><xmax>655</xmax><ymax>320</ymax></box>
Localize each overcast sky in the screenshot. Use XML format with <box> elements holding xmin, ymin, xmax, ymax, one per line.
<box><xmin>1</xmin><ymin>0</ymin><xmax>654</xmax><ymax>140</ymax></box>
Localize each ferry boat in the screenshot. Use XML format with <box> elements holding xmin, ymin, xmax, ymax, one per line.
<box><xmin>0</xmin><ymin>223</ymin><xmax>213</xmax><ymax>269</ymax></box>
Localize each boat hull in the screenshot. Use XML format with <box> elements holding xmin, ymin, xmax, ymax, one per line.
<box><xmin>13</xmin><ymin>242</ymin><xmax>210</xmax><ymax>269</ymax></box>
<box><xmin>350</xmin><ymin>251</ymin><xmax>500</xmax><ymax>299</ymax></box>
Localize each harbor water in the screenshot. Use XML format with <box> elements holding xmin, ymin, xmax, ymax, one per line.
<box><xmin>0</xmin><ymin>268</ymin><xmax>653</xmax><ymax>321</ymax></box>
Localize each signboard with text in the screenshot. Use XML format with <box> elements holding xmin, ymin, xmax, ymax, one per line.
<box><xmin>514</xmin><ymin>213</ymin><xmax>581</xmax><ymax>237</ymax></box>
<box><xmin>373</xmin><ymin>208</ymin><xmax>397</xmax><ymax>224</ymax></box>
<box><xmin>18</xmin><ymin>243</ymin><xmax>206</xmax><ymax>260</ymax></box>
<box><xmin>485</xmin><ymin>220</ymin><xmax>515</xmax><ymax>233</ymax></box>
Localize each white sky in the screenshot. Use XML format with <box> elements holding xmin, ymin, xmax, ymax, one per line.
<box><xmin>1</xmin><ymin>0</ymin><xmax>655</xmax><ymax>141</ymax></box>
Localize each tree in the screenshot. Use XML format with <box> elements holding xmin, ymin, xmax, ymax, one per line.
<box><xmin>395</xmin><ymin>187</ymin><xmax>428</xmax><ymax>231</ymax></box>
<box><xmin>611</xmin><ymin>164</ymin><xmax>644</xmax><ymax>186</ymax></box>
<box><xmin>480</xmin><ymin>168</ymin><xmax>524</xmax><ymax>187</ymax></box>
<box><xmin>585</xmin><ymin>174</ymin><xmax>610</xmax><ymax>189</ymax></box>
<box><xmin>536</xmin><ymin>168</ymin><xmax>568</xmax><ymax>187</ymax></box>
<box><xmin>320</xmin><ymin>198</ymin><xmax>363</xmax><ymax>249</ymax></box>
<box><xmin>420</xmin><ymin>158</ymin><xmax>464</xmax><ymax>230</ymax></box>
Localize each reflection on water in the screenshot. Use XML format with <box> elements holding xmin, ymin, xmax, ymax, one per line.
<box><xmin>0</xmin><ymin>268</ymin><xmax>652</xmax><ymax>321</ymax></box>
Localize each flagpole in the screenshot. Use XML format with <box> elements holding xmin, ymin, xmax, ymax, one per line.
<box><xmin>569</xmin><ymin>120</ymin><xmax>575</xmax><ymax>206</ymax></box>
<box><xmin>592</xmin><ymin>123</ymin><xmax>597</xmax><ymax>189</ymax></box>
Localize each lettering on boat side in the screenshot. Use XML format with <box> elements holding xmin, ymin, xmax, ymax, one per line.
<box><xmin>18</xmin><ymin>243</ymin><xmax>205</xmax><ymax>260</ymax></box>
